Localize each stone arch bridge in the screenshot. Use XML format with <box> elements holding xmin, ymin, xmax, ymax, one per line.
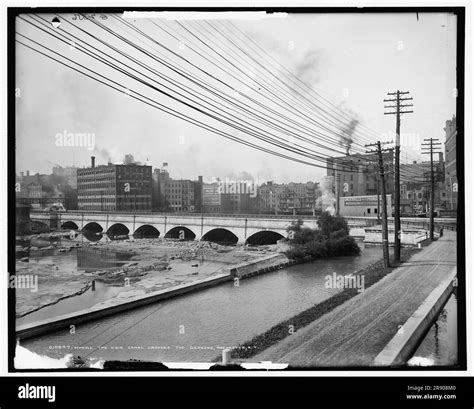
<box><xmin>30</xmin><ymin>211</ymin><xmax>321</xmax><ymax>244</ymax></box>
<box><xmin>29</xmin><ymin>211</ymin><xmax>456</xmax><ymax>244</ymax></box>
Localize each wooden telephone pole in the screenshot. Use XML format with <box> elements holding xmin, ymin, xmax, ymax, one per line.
<box><xmin>421</xmin><ymin>138</ymin><xmax>442</xmax><ymax>240</ymax></box>
<box><xmin>384</xmin><ymin>90</ymin><xmax>414</xmax><ymax>261</ymax></box>
<box><xmin>366</xmin><ymin>141</ymin><xmax>392</xmax><ymax>268</ymax></box>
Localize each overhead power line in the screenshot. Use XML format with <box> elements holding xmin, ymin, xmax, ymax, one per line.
<box><xmin>18</xmin><ymin>14</ymin><xmax>392</xmax><ymax>175</ymax></box>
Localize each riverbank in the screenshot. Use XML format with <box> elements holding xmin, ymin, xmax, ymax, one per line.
<box><xmin>228</xmin><ymin>244</ymin><xmax>426</xmax><ymax>361</ymax></box>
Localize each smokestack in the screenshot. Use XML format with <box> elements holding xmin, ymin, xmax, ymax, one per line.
<box><xmin>91</xmin><ymin>156</ymin><xmax>96</xmax><ymax>168</ymax></box>
<box><xmin>26</xmin><ymin>170</ymin><xmax>30</xmax><ymax>176</ymax></box>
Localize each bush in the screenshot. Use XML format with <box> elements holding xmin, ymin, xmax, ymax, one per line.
<box><xmin>329</xmin><ymin>227</ymin><xmax>349</xmax><ymax>241</ymax></box>
<box><xmin>285</xmin><ymin>246</ymin><xmax>308</xmax><ymax>260</ymax></box>
<box><xmin>318</xmin><ymin>212</ymin><xmax>350</xmax><ymax>238</ymax></box>
<box><xmin>293</xmin><ymin>227</ymin><xmax>323</xmax><ymax>245</ymax></box>
<box><xmin>304</xmin><ymin>240</ymin><xmax>329</xmax><ymax>258</ymax></box>
<box><xmin>329</xmin><ymin>235</ymin><xmax>361</xmax><ymax>256</ymax></box>
<box><xmin>284</xmin><ymin>212</ymin><xmax>360</xmax><ymax>261</ymax></box>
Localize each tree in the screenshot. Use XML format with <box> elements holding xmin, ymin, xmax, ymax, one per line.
<box><xmin>286</xmin><ymin>218</ymin><xmax>304</xmax><ymax>238</ymax></box>
<box><xmin>285</xmin><ymin>212</ymin><xmax>360</xmax><ymax>260</ymax></box>
<box><xmin>317</xmin><ymin>212</ymin><xmax>349</xmax><ymax>238</ymax></box>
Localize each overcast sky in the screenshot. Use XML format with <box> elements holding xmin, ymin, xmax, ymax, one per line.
<box><xmin>15</xmin><ymin>11</ymin><xmax>457</xmax><ymax>183</ymax></box>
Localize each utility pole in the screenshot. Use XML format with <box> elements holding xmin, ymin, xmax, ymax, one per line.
<box><xmin>450</xmin><ymin>176</ymin><xmax>454</xmax><ymax>210</ymax></box>
<box><xmin>332</xmin><ymin>158</ymin><xmax>340</xmax><ymax>216</ymax></box>
<box><xmin>376</xmin><ymin>171</ymin><xmax>381</xmax><ymax>221</ymax></box>
<box><xmin>421</xmin><ymin>138</ymin><xmax>442</xmax><ymax>240</ymax></box>
<box><xmin>384</xmin><ymin>90</ymin><xmax>413</xmax><ymax>261</ymax></box>
<box><xmin>366</xmin><ymin>141</ymin><xmax>392</xmax><ymax>268</ymax></box>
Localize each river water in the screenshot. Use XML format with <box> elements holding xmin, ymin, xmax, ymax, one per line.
<box><xmin>408</xmin><ymin>292</ymin><xmax>458</xmax><ymax>367</ymax></box>
<box><xmin>20</xmin><ymin>243</ymin><xmax>384</xmax><ymax>363</ymax></box>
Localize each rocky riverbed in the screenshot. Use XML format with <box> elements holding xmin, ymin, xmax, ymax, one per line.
<box><xmin>15</xmin><ymin>232</ymin><xmax>279</xmax><ymax>318</ymax></box>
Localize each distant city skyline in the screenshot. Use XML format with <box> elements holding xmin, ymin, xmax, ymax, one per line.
<box><xmin>16</xmin><ymin>158</ymin><xmax>324</xmax><ymax>186</ymax></box>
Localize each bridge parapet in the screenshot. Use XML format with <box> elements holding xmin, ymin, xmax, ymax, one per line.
<box><xmin>29</xmin><ymin>211</ymin><xmax>457</xmax><ymax>240</ymax></box>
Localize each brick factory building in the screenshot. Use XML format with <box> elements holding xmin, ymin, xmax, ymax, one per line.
<box><xmin>77</xmin><ymin>156</ymin><xmax>152</xmax><ymax>211</ymax></box>
<box><xmin>326</xmin><ymin>151</ymin><xmax>395</xmax><ymax>198</ymax></box>
<box><xmin>444</xmin><ymin>115</ymin><xmax>458</xmax><ymax>211</ymax></box>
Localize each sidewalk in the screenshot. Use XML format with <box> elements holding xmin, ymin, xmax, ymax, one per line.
<box><xmin>251</xmin><ymin>231</ymin><xmax>457</xmax><ymax>367</ymax></box>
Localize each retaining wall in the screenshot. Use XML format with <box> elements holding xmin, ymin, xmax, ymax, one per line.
<box><xmin>227</xmin><ymin>253</ymin><xmax>292</xmax><ymax>279</ymax></box>
<box><xmin>373</xmin><ymin>267</ymin><xmax>457</xmax><ymax>366</ymax></box>
<box><xmin>16</xmin><ymin>273</ymin><xmax>232</xmax><ymax>340</ymax></box>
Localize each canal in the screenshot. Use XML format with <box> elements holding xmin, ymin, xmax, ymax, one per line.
<box><xmin>408</xmin><ymin>292</ymin><xmax>458</xmax><ymax>367</ymax></box>
<box><xmin>20</xmin><ymin>243</ymin><xmax>383</xmax><ymax>363</ymax></box>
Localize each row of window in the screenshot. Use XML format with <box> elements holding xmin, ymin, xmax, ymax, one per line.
<box><xmin>406</xmin><ymin>192</ymin><xmax>447</xmax><ymax>199</ymax></box>
<box><xmin>77</xmin><ymin>176</ymin><xmax>108</xmax><ymax>183</ymax></box>
<box><xmin>117</xmin><ymin>167</ymin><xmax>150</xmax><ymax>173</ymax></box>
<box><xmin>78</xmin><ymin>197</ymin><xmax>151</xmax><ymax>203</ymax></box>
<box><xmin>78</xmin><ymin>169</ymin><xmax>115</xmax><ymax>176</ymax></box>
<box><xmin>79</xmin><ymin>188</ymin><xmax>116</xmax><ymax>194</ymax></box>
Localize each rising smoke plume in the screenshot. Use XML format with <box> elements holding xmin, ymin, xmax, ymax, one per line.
<box><xmin>340</xmin><ymin>118</ymin><xmax>359</xmax><ymax>156</ymax></box>
<box><xmin>316</xmin><ymin>176</ymin><xmax>336</xmax><ymax>216</ymax></box>
<box><xmin>295</xmin><ymin>49</ymin><xmax>323</xmax><ymax>87</ymax></box>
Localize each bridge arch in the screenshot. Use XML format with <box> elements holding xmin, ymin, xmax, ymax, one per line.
<box><xmin>107</xmin><ymin>223</ymin><xmax>130</xmax><ymax>238</ymax></box>
<box><xmin>165</xmin><ymin>226</ymin><xmax>196</xmax><ymax>241</ymax></box>
<box><xmin>61</xmin><ymin>221</ymin><xmax>79</xmax><ymax>230</ymax></box>
<box><xmin>134</xmin><ymin>224</ymin><xmax>160</xmax><ymax>238</ymax></box>
<box><xmin>246</xmin><ymin>230</ymin><xmax>285</xmax><ymax>245</ymax></box>
<box><xmin>81</xmin><ymin>222</ymin><xmax>104</xmax><ymax>242</ymax></box>
<box><xmin>82</xmin><ymin>222</ymin><xmax>103</xmax><ymax>233</ymax></box>
<box><xmin>202</xmin><ymin>228</ymin><xmax>239</xmax><ymax>245</ymax></box>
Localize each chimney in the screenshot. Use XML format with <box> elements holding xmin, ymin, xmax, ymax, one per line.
<box><xmin>20</xmin><ymin>171</ymin><xmax>24</xmax><ymax>178</ymax></box>
<box><xmin>26</xmin><ymin>170</ymin><xmax>30</xmax><ymax>176</ymax></box>
<box><xmin>91</xmin><ymin>156</ymin><xmax>96</xmax><ymax>168</ymax></box>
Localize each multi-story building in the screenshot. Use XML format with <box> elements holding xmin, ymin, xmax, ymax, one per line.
<box><xmin>326</xmin><ymin>151</ymin><xmax>395</xmax><ymax>199</ymax></box>
<box><xmin>165</xmin><ymin>179</ymin><xmax>196</xmax><ymax>212</ymax></box>
<box><xmin>152</xmin><ymin>167</ymin><xmax>171</xmax><ymax>211</ymax></box>
<box><xmin>278</xmin><ymin>182</ymin><xmax>319</xmax><ymax>213</ymax></box>
<box><xmin>77</xmin><ymin>156</ymin><xmax>152</xmax><ymax>211</ymax></box>
<box><xmin>152</xmin><ymin>165</ymin><xmax>203</xmax><ymax>213</ymax></box>
<box><xmin>16</xmin><ymin>170</ymin><xmax>70</xmax><ymax>209</ymax></box>
<box><xmin>202</xmin><ymin>182</ymin><xmax>221</xmax><ymax>213</ymax></box>
<box><xmin>258</xmin><ymin>181</ymin><xmax>320</xmax><ymax>214</ymax></box>
<box><xmin>400</xmin><ymin>156</ymin><xmax>447</xmax><ymax>214</ymax></box>
<box><xmin>220</xmin><ymin>192</ymin><xmax>258</xmax><ymax>214</ymax></box>
<box><xmin>444</xmin><ymin>115</ymin><xmax>458</xmax><ymax>210</ymax></box>
<box><xmin>258</xmin><ymin>182</ymin><xmax>277</xmax><ymax>213</ymax></box>
<box><xmin>200</xmin><ymin>179</ymin><xmax>259</xmax><ymax>214</ymax></box>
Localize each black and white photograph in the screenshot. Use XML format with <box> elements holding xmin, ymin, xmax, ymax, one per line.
<box><xmin>9</xmin><ymin>5</ymin><xmax>465</xmax><ymax>376</ymax></box>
